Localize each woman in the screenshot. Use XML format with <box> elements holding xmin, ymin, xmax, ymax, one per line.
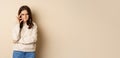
<box><xmin>12</xmin><ymin>5</ymin><xmax>37</xmax><ymax>58</ymax></box>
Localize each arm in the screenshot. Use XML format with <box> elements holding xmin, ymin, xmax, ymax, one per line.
<box><xmin>12</xmin><ymin>24</ymin><xmax>20</xmax><ymax>43</ymax></box>
<box><xmin>20</xmin><ymin>23</ymin><xmax>38</xmax><ymax>45</ymax></box>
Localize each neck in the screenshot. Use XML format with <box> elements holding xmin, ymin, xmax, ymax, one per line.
<box><xmin>23</xmin><ymin>21</ymin><xmax>27</xmax><ymax>23</ymax></box>
<box><xmin>23</xmin><ymin>21</ymin><xmax>27</xmax><ymax>25</ymax></box>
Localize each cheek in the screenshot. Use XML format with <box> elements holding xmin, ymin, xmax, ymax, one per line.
<box><xmin>26</xmin><ymin>15</ymin><xmax>29</xmax><ymax>19</ymax></box>
<box><xmin>22</xmin><ymin>15</ymin><xmax>29</xmax><ymax>19</ymax></box>
<box><xmin>21</xmin><ymin>15</ymin><xmax>25</xmax><ymax>18</ymax></box>
<box><xmin>21</xmin><ymin>16</ymin><xmax>24</xmax><ymax>19</ymax></box>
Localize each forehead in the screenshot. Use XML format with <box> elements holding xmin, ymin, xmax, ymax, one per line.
<box><xmin>21</xmin><ymin>10</ymin><xmax>28</xmax><ymax>14</ymax></box>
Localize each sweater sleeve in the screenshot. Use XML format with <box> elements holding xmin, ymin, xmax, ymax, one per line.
<box><xmin>12</xmin><ymin>24</ymin><xmax>20</xmax><ymax>41</ymax></box>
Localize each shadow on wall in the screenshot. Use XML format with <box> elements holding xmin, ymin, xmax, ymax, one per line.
<box><xmin>32</xmin><ymin>11</ymin><xmax>45</xmax><ymax>58</ymax></box>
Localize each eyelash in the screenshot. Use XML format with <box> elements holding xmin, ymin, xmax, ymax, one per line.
<box><xmin>21</xmin><ymin>14</ymin><xmax>28</xmax><ymax>15</ymax></box>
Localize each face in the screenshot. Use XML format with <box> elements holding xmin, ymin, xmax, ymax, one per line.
<box><xmin>20</xmin><ymin>10</ymin><xmax>29</xmax><ymax>22</ymax></box>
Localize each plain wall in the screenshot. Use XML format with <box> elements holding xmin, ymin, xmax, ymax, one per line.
<box><xmin>0</xmin><ymin>0</ymin><xmax>120</xmax><ymax>58</ymax></box>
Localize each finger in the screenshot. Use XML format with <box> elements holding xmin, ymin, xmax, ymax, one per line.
<box><xmin>16</xmin><ymin>16</ymin><xmax>20</xmax><ymax>22</ymax></box>
<box><xmin>16</xmin><ymin>16</ymin><xmax>18</xmax><ymax>19</ymax></box>
<box><xmin>18</xmin><ymin>15</ymin><xmax>22</xmax><ymax>20</ymax></box>
<box><xmin>20</xmin><ymin>19</ymin><xmax>23</xmax><ymax>23</ymax></box>
<box><xmin>18</xmin><ymin>14</ymin><xmax>22</xmax><ymax>18</ymax></box>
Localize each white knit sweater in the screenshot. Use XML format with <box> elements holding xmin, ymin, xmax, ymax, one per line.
<box><xmin>12</xmin><ymin>22</ymin><xmax>37</xmax><ymax>52</ymax></box>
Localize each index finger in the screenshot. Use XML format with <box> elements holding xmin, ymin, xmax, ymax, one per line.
<box><xmin>18</xmin><ymin>14</ymin><xmax>22</xmax><ymax>18</ymax></box>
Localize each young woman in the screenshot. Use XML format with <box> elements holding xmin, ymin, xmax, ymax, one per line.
<box><xmin>12</xmin><ymin>5</ymin><xmax>37</xmax><ymax>58</ymax></box>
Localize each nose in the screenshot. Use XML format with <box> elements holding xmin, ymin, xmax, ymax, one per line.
<box><xmin>23</xmin><ymin>15</ymin><xmax>27</xmax><ymax>18</ymax></box>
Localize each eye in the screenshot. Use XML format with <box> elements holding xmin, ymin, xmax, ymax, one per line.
<box><xmin>26</xmin><ymin>13</ymin><xmax>28</xmax><ymax>15</ymax></box>
<box><xmin>21</xmin><ymin>14</ymin><xmax>24</xmax><ymax>15</ymax></box>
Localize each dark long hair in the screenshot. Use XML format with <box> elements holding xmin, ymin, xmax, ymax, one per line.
<box><xmin>18</xmin><ymin>5</ymin><xmax>34</xmax><ymax>30</ymax></box>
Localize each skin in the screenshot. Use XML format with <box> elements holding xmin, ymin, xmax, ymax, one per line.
<box><xmin>13</xmin><ymin>10</ymin><xmax>29</xmax><ymax>43</ymax></box>
<box><xmin>17</xmin><ymin>10</ymin><xmax>29</xmax><ymax>23</ymax></box>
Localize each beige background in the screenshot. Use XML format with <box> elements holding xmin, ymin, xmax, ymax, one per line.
<box><xmin>0</xmin><ymin>0</ymin><xmax>120</xmax><ymax>58</ymax></box>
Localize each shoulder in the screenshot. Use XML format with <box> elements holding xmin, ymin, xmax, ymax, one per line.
<box><xmin>12</xmin><ymin>23</ymin><xmax>20</xmax><ymax>32</ymax></box>
<box><xmin>13</xmin><ymin>23</ymin><xmax>19</xmax><ymax>29</ymax></box>
<box><xmin>32</xmin><ymin>21</ymin><xmax>37</xmax><ymax>29</ymax></box>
